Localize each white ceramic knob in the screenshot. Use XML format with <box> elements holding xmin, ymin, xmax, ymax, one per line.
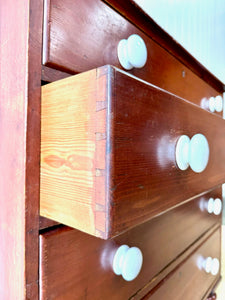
<box><xmin>207</xmin><ymin>198</ymin><xmax>222</xmax><ymax>215</ymax></box>
<box><xmin>203</xmin><ymin>257</ymin><xmax>220</xmax><ymax>276</ymax></box>
<box><xmin>215</xmin><ymin>96</ymin><xmax>223</xmax><ymax>112</ymax></box>
<box><xmin>204</xmin><ymin>256</ymin><xmax>213</xmax><ymax>273</ymax></box>
<box><xmin>213</xmin><ymin>198</ymin><xmax>222</xmax><ymax>215</ymax></box>
<box><xmin>208</xmin><ymin>96</ymin><xmax>223</xmax><ymax>113</ymax></box>
<box><xmin>211</xmin><ymin>258</ymin><xmax>220</xmax><ymax>275</ymax></box>
<box><xmin>112</xmin><ymin>245</ymin><xmax>143</xmax><ymax>281</ymax></box>
<box><xmin>175</xmin><ymin>134</ymin><xmax>209</xmax><ymax>173</ymax></box>
<box><xmin>117</xmin><ymin>34</ymin><xmax>147</xmax><ymax>70</ymax></box>
<box><xmin>207</xmin><ymin>197</ymin><xmax>215</xmax><ymax>214</ymax></box>
<box><xmin>208</xmin><ymin>97</ymin><xmax>216</xmax><ymax>113</ymax></box>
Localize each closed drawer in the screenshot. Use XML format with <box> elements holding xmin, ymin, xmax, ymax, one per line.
<box><xmin>43</xmin><ymin>0</ymin><xmax>222</xmax><ymax>111</ymax></box>
<box><xmin>40</xmin><ymin>65</ymin><xmax>225</xmax><ymax>238</ymax></box>
<box><xmin>40</xmin><ymin>189</ymin><xmax>221</xmax><ymax>300</ymax></box>
<box><xmin>144</xmin><ymin>227</ymin><xmax>221</xmax><ymax>300</ymax></box>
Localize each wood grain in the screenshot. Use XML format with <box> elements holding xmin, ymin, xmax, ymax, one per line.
<box><xmin>110</xmin><ymin>67</ymin><xmax>225</xmax><ymax>236</ymax></box>
<box><xmin>41</xmin><ymin>65</ymin><xmax>225</xmax><ymax>238</ymax></box>
<box><xmin>41</xmin><ymin>66</ymin><xmax>110</xmax><ymax>238</ymax></box>
<box><xmin>142</xmin><ymin>227</ymin><xmax>221</xmax><ymax>300</ymax></box>
<box><xmin>40</xmin><ymin>189</ymin><xmax>221</xmax><ymax>300</ymax></box>
<box><xmin>42</xmin><ymin>0</ymin><xmax>223</xmax><ymax>114</ymax></box>
<box><xmin>0</xmin><ymin>0</ymin><xmax>42</xmax><ymax>298</ymax></box>
<box><xmin>0</xmin><ymin>5</ymin><xmax>27</xmax><ymax>298</ymax></box>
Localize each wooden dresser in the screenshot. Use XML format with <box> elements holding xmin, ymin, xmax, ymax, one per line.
<box><xmin>1</xmin><ymin>0</ymin><xmax>224</xmax><ymax>299</ymax></box>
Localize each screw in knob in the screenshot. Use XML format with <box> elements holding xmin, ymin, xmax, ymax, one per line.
<box><xmin>112</xmin><ymin>245</ymin><xmax>143</xmax><ymax>281</ymax></box>
<box><xmin>207</xmin><ymin>197</ymin><xmax>222</xmax><ymax>215</ymax></box>
<box><xmin>175</xmin><ymin>133</ymin><xmax>210</xmax><ymax>173</ymax></box>
<box><xmin>203</xmin><ymin>257</ymin><xmax>220</xmax><ymax>276</ymax></box>
<box><xmin>208</xmin><ymin>96</ymin><xmax>223</xmax><ymax>113</ymax></box>
<box><xmin>117</xmin><ymin>34</ymin><xmax>147</xmax><ymax>70</ymax></box>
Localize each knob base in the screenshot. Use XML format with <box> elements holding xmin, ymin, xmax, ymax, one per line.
<box><xmin>175</xmin><ymin>135</ymin><xmax>190</xmax><ymax>170</ymax></box>
<box><xmin>117</xmin><ymin>40</ymin><xmax>133</xmax><ymax>70</ymax></box>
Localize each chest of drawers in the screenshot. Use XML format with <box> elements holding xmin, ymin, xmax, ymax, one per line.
<box><xmin>1</xmin><ymin>0</ymin><xmax>224</xmax><ymax>299</ymax></box>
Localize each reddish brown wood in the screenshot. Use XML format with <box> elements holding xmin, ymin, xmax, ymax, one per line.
<box><xmin>39</xmin><ymin>216</ymin><xmax>59</xmax><ymax>230</ymax></box>
<box><xmin>41</xmin><ymin>65</ymin><xmax>225</xmax><ymax>237</ymax></box>
<box><xmin>103</xmin><ymin>0</ymin><xmax>225</xmax><ymax>94</ymax></box>
<box><xmin>41</xmin><ymin>65</ymin><xmax>71</xmax><ymax>83</ymax></box>
<box><xmin>207</xmin><ymin>293</ymin><xmax>217</xmax><ymax>300</ymax></box>
<box><xmin>141</xmin><ymin>227</ymin><xmax>221</xmax><ymax>300</ymax></box>
<box><xmin>42</xmin><ymin>0</ymin><xmax>223</xmax><ymax>113</ymax></box>
<box><xmin>110</xmin><ymin>68</ymin><xmax>225</xmax><ymax>236</ymax></box>
<box><xmin>130</xmin><ymin>225</ymin><xmax>220</xmax><ymax>300</ymax></box>
<box><xmin>0</xmin><ymin>0</ymin><xmax>42</xmax><ymax>299</ymax></box>
<box><xmin>26</xmin><ymin>2</ymin><xmax>44</xmax><ymax>298</ymax></box>
<box><xmin>40</xmin><ymin>188</ymin><xmax>221</xmax><ymax>300</ymax></box>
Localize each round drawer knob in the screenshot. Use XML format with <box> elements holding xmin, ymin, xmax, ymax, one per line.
<box><xmin>175</xmin><ymin>134</ymin><xmax>209</xmax><ymax>173</ymax></box>
<box><xmin>213</xmin><ymin>198</ymin><xmax>222</xmax><ymax>215</ymax></box>
<box><xmin>207</xmin><ymin>198</ymin><xmax>215</xmax><ymax>214</ymax></box>
<box><xmin>203</xmin><ymin>257</ymin><xmax>220</xmax><ymax>276</ymax></box>
<box><xmin>204</xmin><ymin>256</ymin><xmax>213</xmax><ymax>273</ymax></box>
<box><xmin>117</xmin><ymin>34</ymin><xmax>147</xmax><ymax>70</ymax></box>
<box><xmin>112</xmin><ymin>245</ymin><xmax>143</xmax><ymax>281</ymax></box>
<box><xmin>208</xmin><ymin>96</ymin><xmax>223</xmax><ymax>113</ymax></box>
<box><xmin>211</xmin><ymin>258</ymin><xmax>220</xmax><ymax>276</ymax></box>
<box><xmin>207</xmin><ymin>198</ymin><xmax>222</xmax><ymax>215</ymax></box>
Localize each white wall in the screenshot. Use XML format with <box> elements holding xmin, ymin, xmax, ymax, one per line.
<box><xmin>134</xmin><ymin>0</ymin><xmax>225</xmax><ymax>84</ymax></box>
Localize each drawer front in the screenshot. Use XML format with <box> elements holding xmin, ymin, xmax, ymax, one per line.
<box><xmin>43</xmin><ymin>0</ymin><xmax>222</xmax><ymax>111</ymax></box>
<box><xmin>145</xmin><ymin>227</ymin><xmax>221</xmax><ymax>300</ymax></box>
<box><xmin>40</xmin><ymin>188</ymin><xmax>221</xmax><ymax>300</ymax></box>
<box><xmin>41</xmin><ymin>66</ymin><xmax>225</xmax><ymax>238</ymax></box>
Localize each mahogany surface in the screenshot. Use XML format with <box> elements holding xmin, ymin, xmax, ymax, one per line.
<box><xmin>41</xmin><ymin>65</ymin><xmax>225</xmax><ymax>238</ymax></box>
<box><xmin>207</xmin><ymin>293</ymin><xmax>217</xmax><ymax>300</ymax></box>
<box><xmin>40</xmin><ymin>189</ymin><xmax>221</xmax><ymax>300</ymax></box>
<box><xmin>0</xmin><ymin>0</ymin><xmax>42</xmax><ymax>299</ymax></box>
<box><xmin>43</xmin><ymin>0</ymin><xmax>223</xmax><ymax>113</ymax></box>
<box><xmin>142</xmin><ymin>227</ymin><xmax>221</xmax><ymax>300</ymax></box>
<box><xmin>110</xmin><ymin>67</ymin><xmax>225</xmax><ymax>236</ymax></box>
<box><xmin>41</xmin><ymin>65</ymin><xmax>71</xmax><ymax>83</ymax></box>
<box><xmin>103</xmin><ymin>0</ymin><xmax>225</xmax><ymax>94</ymax></box>
<box><xmin>1</xmin><ymin>0</ymin><xmax>223</xmax><ymax>298</ymax></box>
<box><xmin>39</xmin><ymin>216</ymin><xmax>59</xmax><ymax>231</ymax></box>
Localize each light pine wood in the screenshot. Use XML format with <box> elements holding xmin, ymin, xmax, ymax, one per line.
<box><xmin>41</xmin><ymin>66</ymin><xmax>109</xmax><ymax>238</ymax></box>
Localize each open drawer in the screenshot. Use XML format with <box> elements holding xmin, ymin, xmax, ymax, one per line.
<box><xmin>40</xmin><ymin>65</ymin><xmax>225</xmax><ymax>238</ymax></box>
